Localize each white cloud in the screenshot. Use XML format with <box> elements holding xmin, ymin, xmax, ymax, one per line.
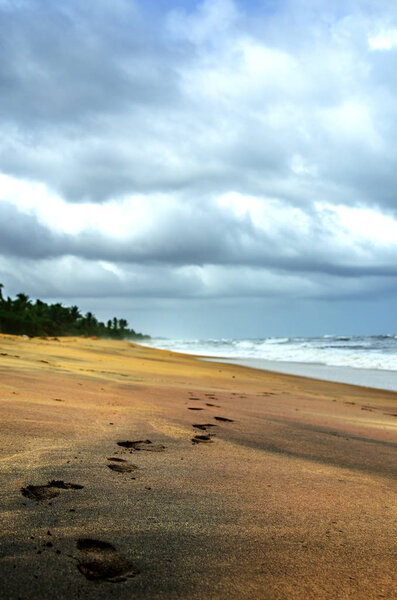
<box><xmin>369</xmin><ymin>28</ymin><xmax>397</xmax><ymax>50</ymax></box>
<box><xmin>321</xmin><ymin>203</ymin><xmax>397</xmax><ymax>247</ymax></box>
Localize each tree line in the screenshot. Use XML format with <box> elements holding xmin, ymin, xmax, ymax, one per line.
<box><xmin>0</xmin><ymin>284</ymin><xmax>149</xmax><ymax>340</ymax></box>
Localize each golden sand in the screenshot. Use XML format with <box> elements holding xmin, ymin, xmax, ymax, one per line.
<box><xmin>0</xmin><ymin>334</ymin><xmax>396</xmax><ymax>599</ymax></box>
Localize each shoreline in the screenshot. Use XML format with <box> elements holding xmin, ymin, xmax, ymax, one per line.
<box><xmin>0</xmin><ymin>335</ymin><xmax>396</xmax><ymax>599</ymax></box>
<box><xmin>203</xmin><ymin>356</ymin><xmax>397</xmax><ymax>392</ymax></box>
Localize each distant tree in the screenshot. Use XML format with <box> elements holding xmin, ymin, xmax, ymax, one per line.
<box><xmin>34</xmin><ymin>299</ymin><xmax>45</xmax><ymax>312</ymax></box>
<box><xmin>85</xmin><ymin>312</ymin><xmax>94</xmax><ymax>326</ymax></box>
<box><xmin>15</xmin><ymin>293</ymin><xmax>31</xmax><ymax>310</ymax></box>
<box><xmin>69</xmin><ymin>305</ymin><xmax>81</xmax><ymax>321</ymax></box>
<box><xmin>0</xmin><ymin>285</ymin><xmax>149</xmax><ymax>340</ymax></box>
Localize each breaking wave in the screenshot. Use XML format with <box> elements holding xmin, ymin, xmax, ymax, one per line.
<box><xmin>141</xmin><ymin>334</ymin><xmax>397</xmax><ymax>371</ymax></box>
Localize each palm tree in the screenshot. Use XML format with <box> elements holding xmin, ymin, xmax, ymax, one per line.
<box><xmin>70</xmin><ymin>305</ymin><xmax>81</xmax><ymax>320</ymax></box>
<box><xmin>119</xmin><ymin>319</ymin><xmax>128</xmax><ymax>331</ymax></box>
<box><xmin>15</xmin><ymin>293</ymin><xmax>31</xmax><ymax>311</ymax></box>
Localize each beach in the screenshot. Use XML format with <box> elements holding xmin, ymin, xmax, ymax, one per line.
<box><xmin>0</xmin><ymin>334</ymin><xmax>396</xmax><ymax>599</ymax></box>
<box><xmin>142</xmin><ymin>335</ymin><xmax>397</xmax><ymax>391</ymax></box>
<box><xmin>206</xmin><ymin>358</ymin><xmax>397</xmax><ymax>392</ymax></box>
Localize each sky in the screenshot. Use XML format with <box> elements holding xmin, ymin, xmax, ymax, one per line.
<box><xmin>1</xmin><ymin>0</ymin><xmax>397</xmax><ymax>338</ymax></box>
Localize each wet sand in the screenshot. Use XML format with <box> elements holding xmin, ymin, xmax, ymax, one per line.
<box><xmin>210</xmin><ymin>357</ymin><xmax>397</xmax><ymax>392</ymax></box>
<box><xmin>0</xmin><ymin>334</ymin><xmax>396</xmax><ymax>599</ymax></box>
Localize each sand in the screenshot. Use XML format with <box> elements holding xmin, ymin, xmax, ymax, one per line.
<box><xmin>0</xmin><ymin>334</ymin><xmax>396</xmax><ymax>599</ymax></box>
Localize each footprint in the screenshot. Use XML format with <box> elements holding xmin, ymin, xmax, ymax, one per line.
<box><xmin>21</xmin><ymin>480</ymin><xmax>83</xmax><ymax>501</ymax></box>
<box><xmin>107</xmin><ymin>458</ymin><xmax>138</xmax><ymax>473</ymax></box>
<box><xmin>205</xmin><ymin>403</ymin><xmax>220</xmax><ymax>407</ymax></box>
<box><xmin>21</xmin><ymin>485</ymin><xmax>60</xmax><ymax>501</ymax></box>
<box><xmin>49</xmin><ymin>480</ymin><xmax>84</xmax><ymax>490</ymax></box>
<box><xmin>187</xmin><ymin>407</ymin><xmax>203</xmax><ymax>411</ymax></box>
<box><xmin>76</xmin><ymin>538</ymin><xmax>138</xmax><ymax>583</ymax></box>
<box><xmin>214</xmin><ymin>416</ymin><xmax>234</xmax><ymax>422</ymax></box>
<box><xmin>117</xmin><ymin>440</ymin><xmax>165</xmax><ymax>452</ymax></box>
<box><xmin>108</xmin><ymin>464</ymin><xmax>137</xmax><ymax>473</ymax></box>
<box><xmin>192</xmin><ymin>424</ymin><xmax>217</xmax><ymax>431</ymax></box>
<box><xmin>192</xmin><ymin>435</ymin><xmax>213</xmax><ymax>444</ymax></box>
<box><xmin>189</xmin><ymin>397</ymin><xmax>201</xmax><ymax>401</ymax></box>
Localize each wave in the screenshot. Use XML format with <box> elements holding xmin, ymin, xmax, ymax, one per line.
<box><xmin>141</xmin><ymin>334</ymin><xmax>397</xmax><ymax>372</ymax></box>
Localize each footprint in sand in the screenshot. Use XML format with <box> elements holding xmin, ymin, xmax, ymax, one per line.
<box><xmin>117</xmin><ymin>440</ymin><xmax>165</xmax><ymax>452</ymax></box>
<box><xmin>21</xmin><ymin>480</ymin><xmax>84</xmax><ymax>501</ymax></box>
<box><xmin>192</xmin><ymin>435</ymin><xmax>213</xmax><ymax>444</ymax></box>
<box><xmin>76</xmin><ymin>538</ymin><xmax>138</xmax><ymax>583</ymax></box>
<box><xmin>192</xmin><ymin>423</ymin><xmax>217</xmax><ymax>431</ymax></box>
<box><xmin>107</xmin><ymin>458</ymin><xmax>139</xmax><ymax>473</ymax></box>
<box><xmin>214</xmin><ymin>416</ymin><xmax>234</xmax><ymax>422</ymax></box>
<box><xmin>205</xmin><ymin>403</ymin><xmax>220</xmax><ymax>407</ymax></box>
<box><xmin>187</xmin><ymin>407</ymin><xmax>204</xmax><ymax>411</ymax></box>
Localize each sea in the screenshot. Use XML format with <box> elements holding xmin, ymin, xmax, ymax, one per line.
<box><xmin>140</xmin><ymin>335</ymin><xmax>397</xmax><ymax>392</ymax></box>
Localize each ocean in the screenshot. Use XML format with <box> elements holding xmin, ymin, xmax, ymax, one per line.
<box><xmin>140</xmin><ymin>335</ymin><xmax>397</xmax><ymax>392</ymax></box>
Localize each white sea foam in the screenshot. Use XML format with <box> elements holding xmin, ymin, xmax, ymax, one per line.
<box><xmin>141</xmin><ymin>335</ymin><xmax>397</xmax><ymax>372</ymax></box>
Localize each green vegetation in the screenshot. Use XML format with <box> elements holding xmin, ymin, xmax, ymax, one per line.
<box><xmin>0</xmin><ymin>284</ymin><xmax>149</xmax><ymax>340</ymax></box>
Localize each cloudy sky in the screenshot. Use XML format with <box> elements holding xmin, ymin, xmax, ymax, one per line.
<box><xmin>1</xmin><ymin>0</ymin><xmax>397</xmax><ymax>338</ymax></box>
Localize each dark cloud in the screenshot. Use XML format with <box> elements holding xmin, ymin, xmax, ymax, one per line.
<box><xmin>0</xmin><ymin>0</ymin><xmax>168</xmax><ymax>123</ymax></box>
<box><xmin>0</xmin><ymin>0</ymin><xmax>396</xmax><ymax>207</ymax></box>
<box><xmin>0</xmin><ymin>201</ymin><xmax>62</xmax><ymax>259</ymax></box>
<box><xmin>1</xmin><ymin>199</ymin><xmax>396</xmax><ymax>280</ymax></box>
<box><xmin>1</xmin><ymin>0</ymin><xmax>397</xmax><ymax>336</ymax></box>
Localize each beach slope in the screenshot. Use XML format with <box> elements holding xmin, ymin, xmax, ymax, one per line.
<box><xmin>0</xmin><ymin>335</ymin><xmax>396</xmax><ymax>599</ymax></box>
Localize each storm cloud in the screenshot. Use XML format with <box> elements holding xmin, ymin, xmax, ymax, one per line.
<box><xmin>1</xmin><ymin>0</ymin><xmax>397</xmax><ymax>336</ymax></box>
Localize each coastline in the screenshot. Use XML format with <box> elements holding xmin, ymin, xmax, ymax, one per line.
<box><xmin>0</xmin><ymin>334</ymin><xmax>396</xmax><ymax>599</ymax></box>
<box><xmin>204</xmin><ymin>356</ymin><xmax>397</xmax><ymax>392</ymax></box>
